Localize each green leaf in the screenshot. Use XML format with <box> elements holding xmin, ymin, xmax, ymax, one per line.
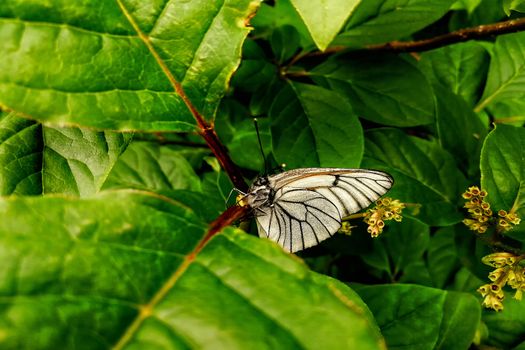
<box><xmin>0</xmin><ymin>191</ymin><xmax>385</xmax><ymax>349</ymax></box>
<box><xmin>480</xmin><ymin>124</ymin><xmax>525</xmax><ymax>239</ymax></box>
<box><xmin>232</xmin><ymin>40</ymin><xmax>277</xmax><ymax>94</ymax></box>
<box><xmin>488</xmin><ymin>98</ymin><xmax>525</xmax><ymax>126</ymax></box>
<box><xmin>0</xmin><ymin>112</ymin><xmax>42</xmax><ymax>195</ymax></box>
<box><xmin>270</xmin><ymin>25</ymin><xmax>301</xmax><ymax>63</ymax></box>
<box><xmin>312</xmin><ymin>55</ymin><xmax>435</xmax><ymax>127</ymax></box>
<box><xmin>433</xmin><ymin>85</ymin><xmax>487</xmax><ymax>178</ymax></box>
<box><xmin>250</xmin><ymin>0</ymin><xmax>315</xmax><ymax>48</ymax></box>
<box><xmin>335</xmin><ymin>0</ymin><xmax>456</xmax><ymax>47</ymax></box>
<box><xmin>427</xmin><ymin>227</ymin><xmax>460</xmax><ymax>289</ymax></box>
<box><xmin>483</xmin><ymin>297</ymin><xmax>525</xmax><ymax>348</ymax></box>
<box><xmin>215</xmin><ymin>99</ymin><xmax>272</xmax><ymax>172</ymax></box>
<box><xmin>363</xmin><ymin>128</ymin><xmax>467</xmax><ymax>226</ymax></box>
<box><xmin>290</xmin><ymin>0</ymin><xmax>360</xmax><ymax>51</ymax></box>
<box><xmin>476</xmin><ymin>32</ymin><xmax>525</xmax><ymax>112</ymax></box>
<box><xmin>503</xmin><ymin>0</ymin><xmax>525</xmax><ymax>15</ymax></box>
<box><xmin>451</xmin><ymin>0</ymin><xmax>483</xmax><ymax>14</ymax></box>
<box><xmin>0</xmin><ymin>112</ymin><xmax>130</xmax><ymax>196</ymax></box>
<box><xmin>451</xmin><ymin>267</ymin><xmax>485</xmax><ymax>294</ymax></box>
<box><xmin>419</xmin><ymin>42</ymin><xmax>490</xmax><ymax>108</ymax></box>
<box><xmin>399</xmin><ymin>261</ymin><xmax>433</xmax><ymax>286</ymax></box>
<box><xmin>514</xmin><ymin>341</ymin><xmax>525</xmax><ymax>350</ymax></box>
<box><xmin>355</xmin><ymin>284</ymin><xmax>481</xmax><ymax>350</ymax></box>
<box><xmin>103</xmin><ymin>141</ymin><xmax>203</xmax><ymax>192</ymax></box>
<box><xmin>449</xmin><ymin>0</ymin><xmax>505</xmax><ymax>29</ymax></box>
<box><xmin>270</xmin><ymin>82</ymin><xmax>363</xmax><ymax>168</ymax></box>
<box><xmin>362</xmin><ymin>218</ymin><xmax>429</xmax><ymax>280</ymax></box>
<box><xmin>0</xmin><ymin>0</ymin><xmax>260</xmax><ymax>131</ymax></box>
<box><xmin>228</xmin><ymin>120</ymin><xmax>271</xmax><ymax>172</ymax></box>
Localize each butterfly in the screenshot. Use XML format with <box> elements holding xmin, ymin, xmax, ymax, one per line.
<box><xmin>239</xmin><ymin>168</ymin><xmax>393</xmax><ymax>253</ymax></box>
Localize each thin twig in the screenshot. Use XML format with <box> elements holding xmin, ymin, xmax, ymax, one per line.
<box><xmin>364</xmin><ymin>17</ymin><xmax>525</xmax><ymax>53</ymax></box>
<box><xmin>294</xmin><ymin>17</ymin><xmax>525</xmax><ymax>64</ymax></box>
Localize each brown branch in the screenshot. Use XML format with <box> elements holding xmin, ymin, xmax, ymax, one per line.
<box><xmin>117</xmin><ymin>0</ymin><xmax>248</xmax><ymax>192</ymax></box>
<box><xmin>199</xmin><ymin>126</ymin><xmax>248</xmax><ymax>192</ymax></box>
<box><xmin>364</xmin><ymin>17</ymin><xmax>525</xmax><ymax>53</ymax></box>
<box><xmin>293</xmin><ymin>17</ymin><xmax>525</xmax><ymax>65</ymax></box>
<box><xmin>191</xmin><ymin>205</ymin><xmax>250</xmax><ymax>256</ymax></box>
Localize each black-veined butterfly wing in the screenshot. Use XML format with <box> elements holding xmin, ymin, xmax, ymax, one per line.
<box><xmin>254</xmin><ymin>168</ymin><xmax>393</xmax><ymax>252</ymax></box>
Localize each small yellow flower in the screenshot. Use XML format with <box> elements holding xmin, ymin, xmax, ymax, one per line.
<box><xmin>488</xmin><ymin>268</ymin><xmax>506</xmax><ymax>282</ymax></box>
<box><xmin>478</xmin><ymin>284</ymin><xmax>505</xmax><ymax>311</ymax></box>
<box><xmin>363</xmin><ymin>198</ymin><xmax>405</xmax><ymax>237</ymax></box>
<box><xmin>338</xmin><ymin>221</ymin><xmax>354</xmax><ymax>235</ymax></box>
<box><xmin>497</xmin><ymin>210</ymin><xmax>521</xmax><ymax>232</ymax></box>
<box><xmin>481</xmin><ymin>252</ymin><xmax>516</xmax><ymax>268</ymax></box>
<box><xmin>507</xmin><ymin>266</ymin><xmax>525</xmax><ymax>300</ymax></box>
<box><xmin>479</xmin><ymin>252</ymin><xmax>525</xmax><ymax>310</ymax></box>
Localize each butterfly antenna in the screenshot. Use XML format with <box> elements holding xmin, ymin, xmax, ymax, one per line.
<box><xmin>253</xmin><ymin>118</ymin><xmax>269</xmax><ymax>174</ymax></box>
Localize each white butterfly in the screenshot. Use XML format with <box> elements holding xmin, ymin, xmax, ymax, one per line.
<box><xmin>240</xmin><ymin>168</ymin><xmax>393</xmax><ymax>253</ymax></box>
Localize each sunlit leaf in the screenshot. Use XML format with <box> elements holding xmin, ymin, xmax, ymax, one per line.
<box><xmin>477</xmin><ymin>32</ymin><xmax>525</xmax><ymax>112</ymax></box>
<box><xmin>290</xmin><ymin>0</ymin><xmax>360</xmax><ymax>50</ymax></box>
<box><xmin>0</xmin><ymin>0</ymin><xmax>261</xmax><ymax>131</ymax></box>
<box><xmin>0</xmin><ymin>112</ymin><xmax>130</xmax><ymax>196</ymax></box>
<box><xmin>0</xmin><ymin>191</ymin><xmax>385</xmax><ymax>349</ymax></box>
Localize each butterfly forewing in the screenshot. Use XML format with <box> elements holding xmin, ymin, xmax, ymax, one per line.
<box><xmin>248</xmin><ymin>168</ymin><xmax>393</xmax><ymax>253</ymax></box>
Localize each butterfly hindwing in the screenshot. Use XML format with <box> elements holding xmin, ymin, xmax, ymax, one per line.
<box><xmin>255</xmin><ymin>188</ymin><xmax>342</xmax><ymax>252</ymax></box>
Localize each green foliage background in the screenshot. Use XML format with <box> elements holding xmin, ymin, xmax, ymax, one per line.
<box><xmin>0</xmin><ymin>0</ymin><xmax>525</xmax><ymax>349</ymax></box>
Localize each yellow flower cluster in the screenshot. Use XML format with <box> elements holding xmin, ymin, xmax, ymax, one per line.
<box><xmin>462</xmin><ymin>186</ymin><xmax>491</xmax><ymax>234</ymax></box>
<box><xmin>497</xmin><ymin>210</ymin><xmax>521</xmax><ymax>232</ymax></box>
<box><xmin>478</xmin><ymin>252</ymin><xmax>525</xmax><ymax>311</ymax></box>
<box><xmin>462</xmin><ymin>186</ymin><xmax>521</xmax><ymax>234</ymax></box>
<box><xmin>364</xmin><ymin>198</ymin><xmax>405</xmax><ymax>237</ymax></box>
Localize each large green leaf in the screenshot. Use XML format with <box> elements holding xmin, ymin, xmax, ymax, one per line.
<box><xmin>361</xmin><ymin>218</ymin><xmax>430</xmax><ymax>281</ymax></box>
<box><xmin>480</xmin><ymin>124</ymin><xmax>525</xmax><ymax>240</ymax></box>
<box><xmin>433</xmin><ymin>85</ymin><xmax>487</xmax><ymax>178</ymax></box>
<box><xmin>483</xmin><ymin>297</ymin><xmax>525</xmax><ymax>348</ymax></box>
<box><xmin>0</xmin><ymin>0</ymin><xmax>260</xmax><ymax>131</ymax></box>
<box><xmin>419</xmin><ymin>42</ymin><xmax>490</xmax><ymax>108</ymax></box>
<box><xmin>476</xmin><ymin>31</ymin><xmax>525</xmax><ymax>112</ymax></box>
<box><xmin>290</xmin><ymin>0</ymin><xmax>360</xmax><ymax>51</ymax></box>
<box><xmin>355</xmin><ymin>284</ymin><xmax>481</xmax><ymax>350</ymax></box>
<box><xmin>0</xmin><ymin>111</ymin><xmax>42</xmax><ymax>195</ymax></box>
<box><xmin>312</xmin><ymin>55</ymin><xmax>435</xmax><ymax>127</ymax></box>
<box><xmin>0</xmin><ymin>112</ymin><xmax>130</xmax><ymax>196</ymax></box>
<box><xmin>335</xmin><ymin>0</ymin><xmax>455</xmax><ymax>47</ymax></box>
<box><xmin>103</xmin><ymin>141</ymin><xmax>203</xmax><ymax>192</ymax></box>
<box><xmin>270</xmin><ymin>82</ymin><xmax>363</xmax><ymax>168</ymax></box>
<box><xmin>0</xmin><ymin>191</ymin><xmax>385</xmax><ymax>349</ymax></box>
<box><xmin>363</xmin><ymin>128</ymin><xmax>467</xmax><ymax>226</ymax></box>
<box><xmin>427</xmin><ymin>227</ymin><xmax>460</xmax><ymax>289</ymax></box>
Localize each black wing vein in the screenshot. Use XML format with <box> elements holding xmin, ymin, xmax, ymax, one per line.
<box><xmin>338</xmin><ymin>178</ymin><xmax>376</xmax><ymax>203</ymax></box>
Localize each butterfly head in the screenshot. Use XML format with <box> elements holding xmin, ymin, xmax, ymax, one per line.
<box><xmin>242</xmin><ymin>176</ymin><xmax>273</xmax><ymax>209</ymax></box>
